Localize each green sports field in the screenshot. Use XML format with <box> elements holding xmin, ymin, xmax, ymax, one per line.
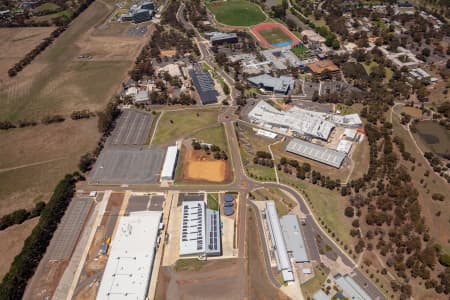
<box><xmin>208</xmin><ymin>0</ymin><xmax>266</xmax><ymax>27</ymax></box>
<box><xmin>258</xmin><ymin>27</ymin><xmax>290</xmax><ymax>44</ymax></box>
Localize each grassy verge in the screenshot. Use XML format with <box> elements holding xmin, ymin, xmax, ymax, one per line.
<box><xmin>146</xmin><ymin>111</ymin><xmax>161</xmax><ymax>144</ymax></box>
<box><xmin>252</xmin><ymin>188</ymin><xmax>297</xmax><ymax>216</ymax></box>
<box><xmin>301</xmin><ymin>265</ymin><xmax>329</xmax><ymax>299</ymax></box>
<box><xmin>207</xmin><ymin>193</ymin><xmax>219</xmax><ymax>211</ymax></box>
<box><xmin>190</xmin><ymin>125</ymin><xmax>227</xmax><ymax>150</ymax></box>
<box><xmin>152</xmin><ymin>108</ymin><xmax>219</xmax><ymax>145</ymax></box>
<box><xmin>175</xmin><ymin>258</ymin><xmax>206</xmax><ymax>272</ymax></box>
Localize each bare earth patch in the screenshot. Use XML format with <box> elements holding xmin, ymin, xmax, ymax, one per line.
<box><xmin>181</xmin><ymin>147</ymin><xmax>231</xmax><ymax>183</ymax></box>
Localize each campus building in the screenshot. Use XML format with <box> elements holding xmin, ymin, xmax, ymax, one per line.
<box><xmin>306</xmin><ymin>60</ymin><xmax>340</xmax><ymax>80</ymax></box>
<box><xmin>266</xmin><ymin>201</ymin><xmax>295</xmax><ymax>282</ymax></box>
<box><xmin>247</xmin><ymin>74</ymin><xmax>295</xmax><ymax>95</ymax></box>
<box><xmin>207</xmin><ymin>32</ymin><xmax>238</xmax><ymax>45</ymax></box>
<box><xmin>179</xmin><ymin>199</ymin><xmax>221</xmax><ymax>257</ymax></box>
<box><xmin>96</xmin><ymin>211</ymin><xmax>162</xmax><ymax>300</ymax></box>
<box><xmin>247</xmin><ymin>101</ymin><xmax>362</xmax><ymax>141</ymax></box>
<box><xmin>280</xmin><ymin>215</ymin><xmax>309</xmax><ymax>263</ymax></box>
<box><xmin>189</xmin><ymin>67</ymin><xmax>218</xmax><ymax>105</ymax></box>
<box><xmin>160</xmin><ymin>146</ymin><xmax>179</xmax><ymax>182</ymax></box>
<box><xmin>286</xmin><ymin>138</ymin><xmax>347</xmax><ymax>168</ymax></box>
<box><xmin>335</xmin><ymin>274</ymin><xmax>373</xmax><ymax>300</ymax></box>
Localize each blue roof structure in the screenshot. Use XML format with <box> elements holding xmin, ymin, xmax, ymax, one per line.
<box><xmin>247</xmin><ymin>74</ymin><xmax>294</xmax><ymax>95</ymax></box>
<box><xmin>224</xmin><ymin>207</ymin><xmax>234</xmax><ymax>216</ymax></box>
<box><xmin>224</xmin><ymin>202</ymin><xmax>234</xmax><ymax>208</ymax></box>
<box><xmin>224</xmin><ymin>194</ymin><xmax>235</xmax><ymax>203</ymax></box>
<box><xmin>189</xmin><ymin>68</ymin><xmax>218</xmax><ymax>105</ymax></box>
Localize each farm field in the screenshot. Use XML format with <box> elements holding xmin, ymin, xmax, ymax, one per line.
<box><xmin>0</xmin><ymin>118</ymin><xmax>100</xmax><ymax>216</ymax></box>
<box><xmin>207</xmin><ymin>0</ymin><xmax>266</xmax><ymax>27</ymax></box>
<box><xmin>258</xmin><ymin>27</ymin><xmax>291</xmax><ymax>45</ymax></box>
<box><xmin>152</xmin><ymin>109</ymin><xmax>219</xmax><ymax>145</ymax></box>
<box><xmin>0</xmin><ymin>0</ymin><xmax>147</xmax><ymax>121</ymax></box>
<box><xmin>0</xmin><ymin>27</ymin><xmax>55</xmax><ymax>82</ymax></box>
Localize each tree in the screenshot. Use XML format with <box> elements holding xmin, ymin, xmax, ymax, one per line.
<box><xmin>79</xmin><ymin>153</ymin><xmax>95</xmax><ymax>173</ymax></box>
<box><xmin>345</xmin><ymin>206</ymin><xmax>355</xmax><ymax>218</ymax></box>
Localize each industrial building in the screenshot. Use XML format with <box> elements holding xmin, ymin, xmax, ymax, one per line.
<box><xmin>280</xmin><ymin>215</ymin><xmax>309</xmax><ymax>263</ymax></box>
<box><xmin>96</xmin><ymin>210</ymin><xmax>162</xmax><ymax>300</ymax></box>
<box><xmin>265</xmin><ymin>201</ymin><xmax>294</xmax><ymax>282</ymax></box>
<box><xmin>247</xmin><ymin>101</ymin><xmax>362</xmax><ymax>141</ymax></box>
<box><xmin>247</xmin><ymin>74</ymin><xmax>295</xmax><ymax>95</ymax></box>
<box><xmin>179</xmin><ymin>200</ymin><xmax>221</xmax><ymax>257</ymax></box>
<box><xmin>189</xmin><ymin>67</ymin><xmax>218</xmax><ymax>105</ymax></box>
<box><xmin>335</xmin><ymin>274</ymin><xmax>373</xmax><ymax>300</ymax></box>
<box><xmin>207</xmin><ymin>32</ymin><xmax>238</xmax><ymax>45</ymax></box>
<box><xmin>286</xmin><ymin>138</ymin><xmax>347</xmax><ymax>168</ymax></box>
<box><xmin>160</xmin><ymin>146</ymin><xmax>179</xmax><ymax>182</ymax></box>
<box><xmin>121</xmin><ymin>1</ymin><xmax>155</xmax><ymax>23</ymax></box>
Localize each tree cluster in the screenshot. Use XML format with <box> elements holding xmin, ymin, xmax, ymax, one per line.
<box><xmin>0</xmin><ymin>202</ymin><xmax>46</xmax><ymax>231</ymax></box>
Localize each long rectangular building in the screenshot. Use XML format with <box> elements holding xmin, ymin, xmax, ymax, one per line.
<box><xmin>266</xmin><ymin>201</ymin><xmax>294</xmax><ymax>282</ymax></box>
<box><xmin>286</xmin><ymin>138</ymin><xmax>346</xmax><ymax>168</ymax></box>
<box><xmin>160</xmin><ymin>146</ymin><xmax>179</xmax><ymax>181</ymax></box>
<box><xmin>96</xmin><ymin>211</ymin><xmax>162</xmax><ymax>300</ymax></box>
<box><xmin>280</xmin><ymin>215</ymin><xmax>309</xmax><ymax>263</ymax></box>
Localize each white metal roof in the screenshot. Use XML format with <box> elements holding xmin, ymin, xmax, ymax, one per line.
<box><xmin>335</xmin><ymin>274</ymin><xmax>372</xmax><ymax>300</ymax></box>
<box><xmin>344</xmin><ymin>128</ymin><xmax>357</xmax><ymax>140</ymax></box>
<box><xmin>336</xmin><ymin>140</ymin><xmax>353</xmax><ymax>154</ymax></box>
<box><xmin>266</xmin><ymin>201</ymin><xmax>292</xmax><ymax>273</ymax></box>
<box><xmin>248</xmin><ymin>101</ymin><xmax>335</xmax><ymax>140</ymax></box>
<box><xmin>96</xmin><ymin>211</ymin><xmax>162</xmax><ymax>300</ymax></box>
<box><xmin>179</xmin><ymin>200</ymin><xmax>206</xmax><ymax>256</ymax></box>
<box><xmin>160</xmin><ymin>146</ymin><xmax>178</xmax><ymax>181</ymax></box>
<box><xmin>286</xmin><ymin>138</ymin><xmax>346</xmax><ymax>168</ymax></box>
<box><xmin>256</xmin><ymin>129</ymin><xmax>277</xmax><ymax>139</ymax></box>
<box><xmin>280</xmin><ymin>215</ymin><xmax>309</xmax><ymax>262</ymax></box>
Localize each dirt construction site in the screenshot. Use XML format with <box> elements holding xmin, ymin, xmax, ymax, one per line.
<box><xmin>179</xmin><ymin>144</ymin><xmax>231</xmax><ymax>183</ymax></box>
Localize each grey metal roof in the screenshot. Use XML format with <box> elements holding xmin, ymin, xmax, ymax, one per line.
<box><xmin>266</xmin><ymin>201</ymin><xmax>291</xmax><ymax>271</ymax></box>
<box><xmin>189</xmin><ymin>69</ymin><xmax>218</xmax><ymax>104</ymax></box>
<box><xmin>247</xmin><ymin>74</ymin><xmax>294</xmax><ymax>94</ymax></box>
<box><xmin>286</xmin><ymin>138</ymin><xmax>346</xmax><ymax>168</ymax></box>
<box><xmin>206</xmin><ymin>209</ymin><xmax>221</xmax><ymax>255</ymax></box>
<box><xmin>280</xmin><ymin>215</ymin><xmax>309</xmax><ymax>262</ymax></box>
<box><xmin>209</xmin><ymin>32</ymin><xmax>238</xmax><ymax>42</ymax></box>
<box><xmin>313</xmin><ymin>289</ymin><xmax>330</xmax><ymax>300</ymax></box>
<box><xmin>335</xmin><ymin>274</ymin><xmax>372</xmax><ymax>300</ymax></box>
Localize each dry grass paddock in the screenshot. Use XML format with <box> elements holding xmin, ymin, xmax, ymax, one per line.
<box><xmin>0</xmin><ymin>27</ymin><xmax>55</xmax><ymax>82</ymax></box>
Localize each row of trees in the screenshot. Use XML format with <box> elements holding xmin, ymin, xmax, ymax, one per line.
<box><xmin>0</xmin><ymin>202</ymin><xmax>46</xmax><ymax>230</ymax></box>
<box><xmin>0</xmin><ymin>172</ymin><xmax>82</xmax><ymax>299</ymax></box>
<box><xmin>8</xmin><ymin>26</ymin><xmax>66</xmax><ymax>77</ymax></box>
<box><xmin>0</xmin><ymin>114</ymin><xmax>66</xmax><ymax>130</ymax></box>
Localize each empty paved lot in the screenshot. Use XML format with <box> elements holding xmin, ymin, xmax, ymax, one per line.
<box><xmin>109</xmin><ymin>109</ymin><xmax>153</xmax><ymax>145</ymax></box>
<box><xmin>89</xmin><ymin>147</ymin><xmax>165</xmax><ymax>184</ymax></box>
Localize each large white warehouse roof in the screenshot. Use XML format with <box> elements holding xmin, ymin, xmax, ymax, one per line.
<box><xmin>161</xmin><ymin>146</ymin><xmax>178</xmax><ymax>181</ymax></box>
<box><xmin>96</xmin><ymin>210</ymin><xmax>162</xmax><ymax>300</ymax></box>
<box><xmin>266</xmin><ymin>201</ymin><xmax>294</xmax><ymax>282</ymax></box>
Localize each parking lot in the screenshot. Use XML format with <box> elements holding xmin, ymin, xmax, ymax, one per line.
<box><xmin>126</xmin><ymin>25</ymin><xmax>148</xmax><ymax>37</ymax></box>
<box><xmin>46</xmin><ymin>197</ymin><xmax>94</xmax><ymax>261</ymax></box>
<box><xmin>89</xmin><ymin>147</ymin><xmax>165</xmax><ymax>184</ymax></box>
<box><xmin>109</xmin><ymin>109</ymin><xmax>153</xmax><ymax>146</ymax></box>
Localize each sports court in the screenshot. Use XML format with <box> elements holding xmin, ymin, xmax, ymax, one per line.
<box><xmin>251</xmin><ymin>22</ymin><xmax>301</xmax><ymax>48</ymax></box>
<box><xmin>109</xmin><ymin>109</ymin><xmax>153</xmax><ymax>145</ymax></box>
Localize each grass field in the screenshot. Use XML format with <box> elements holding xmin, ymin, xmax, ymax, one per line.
<box><xmin>207</xmin><ymin>193</ymin><xmax>219</xmax><ymax>211</ymax></box>
<box><xmin>152</xmin><ymin>109</ymin><xmax>219</xmax><ymax>145</ymax></box>
<box><xmin>278</xmin><ymin>172</ymin><xmax>353</xmax><ymax>246</ymax></box>
<box><xmin>252</xmin><ymin>188</ymin><xmax>297</xmax><ymax>216</ymax></box>
<box><xmin>190</xmin><ymin>125</ymin><xmax>227</xmax><ymax>150</ymax></box>
<box><xmin>301</xmin><ymin>266</ymin><xmax>329</xmax><ymax>299</ymax></box>
<box><xmin>208</xmin><ymin>0</ymin><xmax>266</xmax><ymax>26</ymax></box>
<box><xmin>258</xmin><ymin>27</ymin><xmax>291</xmax><ymax>44</ymax></box>
<box><xmin>401</xmin><ymin>106</ymin><xmax>422</xmax><ymax>118</ymax></box>
<box><xmin>291</xmin><ymin>45</ymin><xmax>311</xmax><ymax>59</ymax></box>
<box><xmin>236</xmin><ymin>123</ymin><xmax>277</xmax><ymax>181</ymax></box>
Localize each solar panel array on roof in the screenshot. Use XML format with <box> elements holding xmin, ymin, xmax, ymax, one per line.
<box><xmin>189</xmin><ymin>69</ymin><xmax>218</xmax><ymax>105</ymax></box>
<box><xmin>286</xmin><ymin>138</ymin><xmax>346</xmax><ymax>168</ymax></box>
<box><xmin>224</xmin><ymin>207</ymin><xmax>235</xmax><ymax>216</ymax></box>
<box><xmin>206</xmin><ymin>209</ymin><xmax>221</xmax><ymax>256</ymax></box>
